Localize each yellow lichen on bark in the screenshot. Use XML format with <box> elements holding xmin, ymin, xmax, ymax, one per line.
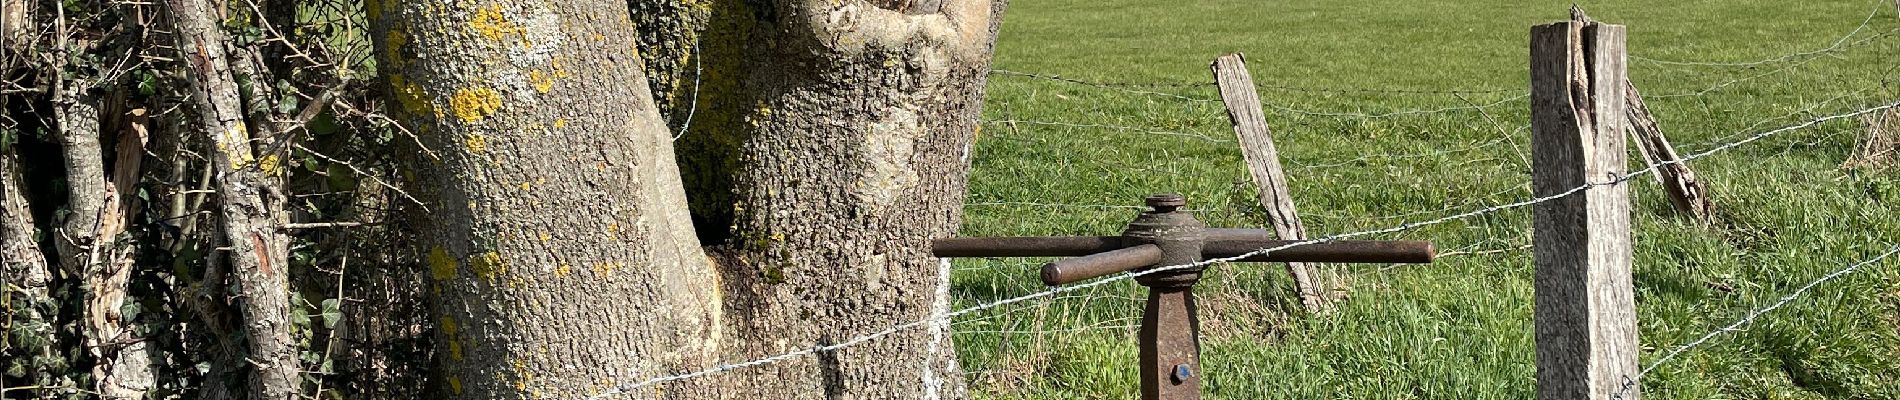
<box><xmin>449</xmin><ymin>87</ymin><xmax>501</xmax><ymax>122</ymax></box>
<box><xmin>258</xmin><ymin>154</ymin><xmax>282</xmax><ymax>176</ymax></box>
<box><xmin>383</xmin><ymin>28</ymin><xmax>408</xmax><ymax>67</ymax></box>
<box><xmin>428</xmin><ymin>246</ymin><xmax>459</xmax><ymax>280</ymax></box>
<box><xmin>470</xmin><ymin>4</ymin><xmax>525</xmax><ymax>44</ymax></box>
<box><xmin>441</xmin><ymin>316</ymin><xmax>460</xmax><ymax>336</ymax></box>
<box><xmin>449</xmin><ymin>340</ymin><xmax>465</xmax><ymax>360</ymax></box>
<box><xmin>390</xmin><ymin>75</ymin><xmax>438</xmax><ymax>119</ymax></box>
<box><xmin>511</xmin><ymin>360</ymin><xmax>539</xmax><ymax>392</ymax></box>
<box><xmin>529</xmin><ymin>69</ymin><xmax>554</xmax><ymax>93</ymax></box>
<box><xmin>221</xmin><ymin>122</ymin><xmax>254</xmax><ymax>170</ymax></box>
<box><xmin>550</xmin><ymin>58</ymin><xmax>572</xmax><ymax>79</ymax></box>
<box><xmin>468</xmin><ymin>251</ymin><xmax>507</xmax><ymax>281</ymax></box>
<box><xmin>465</xmin><ymin>134</ymin><xmax>488</xmax><ymax>154</ymax></box>
<box><xmin>590</xmin><ymin>262</ymin><xmax>623</xmax><ymax>276</ymax></box>
<box><xmin>441</xmin><ymin>315</ymin><xmax>469</xmax><ymax>365</ymax></box>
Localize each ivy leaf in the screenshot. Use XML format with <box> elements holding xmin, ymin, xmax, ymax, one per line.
<box><xmin>276</xmin><ymin>94</ymin><xmax>300</xmax><ymax>115</ymax></box>
<box><xmin>307</xmin><ymin>112</ymin><xmax>339</xmax><ymax>137</ymax></box>
<box><xmin>320</xmin><ymin>298</ymin><xmax>342</xmax><ymax>329</ymax></box>
<box><xmin>119</xmin><ymin>300</ymin><xmax>142</xmax><ymax>324</ymax></box>
<box><xmin>137</xmin><ymin>71</ymin><xmax>159</xmax><ymax>96</ymax></box>
<box><xmin>290</xmin><ymin>300</ymin><xmax>311</xmax><ymax>328</ymax></box>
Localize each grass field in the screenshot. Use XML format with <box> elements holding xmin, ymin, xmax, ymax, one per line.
<box><xmin>947</xmin><ymin>0</ymin><xmax>1900</xmax><ymax>398</ymax></box>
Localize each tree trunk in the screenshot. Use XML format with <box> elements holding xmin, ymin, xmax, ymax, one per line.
<box><xmin>0</xmin><ymin>140</ymin><xmax>56</xmax><ymax>397</ymax></box>
<box><xmin>54</xmin><ymin>79</ymin><xmax>155</xmax><ymax>399</ymax></box>
<box><xmin>165</xmin><ymin>0</ymin><xmax>299</xmax><ymax>397</ymax></box>
<box><xmin>701</xmin><ymin>1</ymin><xmax>1003</xmax><ymax>398</ymax></box>
<box><xmin>374</xmin><ymin>0</ymin><xmax>1003</xmax><ymax>397</ymax></box>
<box><xmin>367</xmin><ymin>0</ymin><xmax>723</xmax><ymax>397</ymax></box>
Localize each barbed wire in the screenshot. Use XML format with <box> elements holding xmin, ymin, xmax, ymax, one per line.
<box><xmin>1631</xmin><ymin>0</ymin><xmax>1889</xmax><ymax>68</ymax></box>
<box><xmin>1685</xmin><ymin>90</ymin><xmax>1867</xmax><ymax>154</ymax></box>
<box><xmin>979</xmin><ymin>119</ymin><xmax>1233</xmax><ymax>143</ymax></box>
<box><xmin>988</xmin><ymin>69</ymin><xmax>1217</xmax><ymax>102</ymax></box>
<box><xmin>1262</xmin><ymin>93</ymin><xmax>1531</xmax><ymax>120</ymax></box>
<box><xmin>978</xmin><ymin>117</ymin><xmax>1526</xmax><ymax>171</ymax></box>
<box><xmin>990</xmin><ymin>68</ymin><xmax>1521</xmax><ymax>96</ymax></box>
<box><xmin>579</xmin><ymin>99</ymin><xmax>1900</xmax><ymax>400</ymax></box>
<box><xmin>963</xmin><ymin>201</ymin><xmax>1151</xmax><ymax>210</ymax></box>
<box><xmin>990</xmin><ymin>67</ymin><xmax>1533</xmax><ymax>120</ymax></box>
<box><xmin>952</xmin><ymin>317</ymin><xmax>1140</xmax><ymax>336</ymax></box>
<box><xmin>1609</xmin><ymin>244</ymin><xmax>1900</xmax><ymax>400</ymax></box>
<box><xmin>961</xmin><ymin>201</ymin><xmax>1222</xmax><ymax>213</ymax></box>
<box><xmin>1648</xmin><ymin>29</ymin><xmax>1897</xmax><ymax>99</ymax></box>
<box><xmin>1353</xmin><ymin>87</ymin><xmax>1870</xmax><ymax>229</ymax></box>
<box><xmin>1293</xmin><ymin>128</ymin><xmax>1525</xmax><ymax>171</ymax></box>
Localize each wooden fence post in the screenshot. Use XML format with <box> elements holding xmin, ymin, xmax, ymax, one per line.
<box><xmin>1209</xmin><ymin>53</ymin><xmax>1329</xmax><ymax>313</ymax></box>
<box><xmin>1530</xmin><ymin>20</ymin><xmax>1639</xmax><ymax>400</ymax></box>
<box><xmin>1623</xmin><ymin>81</ymin><xmax>1715</xmax><ymax>224</ymax></box>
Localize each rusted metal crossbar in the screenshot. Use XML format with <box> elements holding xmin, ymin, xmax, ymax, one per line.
<box><xmin>934</xmin><ymin>193</ymin><xmax>1435</xmax><ymax>399</ymax></box>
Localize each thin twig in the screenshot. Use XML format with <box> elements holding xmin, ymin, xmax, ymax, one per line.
<box><xmin>291</xmin><ymin>143</ymin><xmax>430</xmax><ymax>213</ymax></box>
<box><xmin>281</xmin><ymin>221</ymin><xmax>371</xmax><ymax>230</ymax></box>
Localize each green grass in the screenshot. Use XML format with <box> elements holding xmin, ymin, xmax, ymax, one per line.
<box><xmin>949</xmin><ymin>0</ymin><xmax>1900</xmax><ymax>398</ymax></box>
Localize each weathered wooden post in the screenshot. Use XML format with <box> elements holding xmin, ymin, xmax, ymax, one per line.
<box><xmin>1623</xmin><ymin>80</ymin><xmax>1715</xmax><ymax>224</ymax></box>
<box><xmin>935</xmin><ymin>194</ymin><xmax>1435</xmax><ymax>400</ymax></box>
<box><xmin>1209</xmin><ymin>53</ymin><xmax>1331</xmax><ymax>313</ymax></box>
<box><xmin>1530</xmin><ymin>16</ymin><xmax>1640</xmax><ymax>400</ymax></box>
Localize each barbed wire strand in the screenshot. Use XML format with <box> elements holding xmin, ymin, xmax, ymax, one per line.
<box><xmin>1295</xmin><ymin>129</ymin><xmax>1524</xmax><ymax>171</ymax></box>
<box><xmin>1687</xmin><ymin>91</ymin><xmax>1867</xmax><ymax>153</ymax></box>
<box><xmin>1632</xmin><ymin>0</ymin><xmax>1887</xmax><ymax>68</ymax></box>
<box><xmin>980</xmin><ymin>119</ymin><xmax>1232</xmax><ymax>143</ymax></box>
<box><xmin>990</xmin><ymin>68</ymin><xmax>1534</xmax><ymax>120</ymax></box>
<box><xmin>991</xmin><ymin>68</ymin><xmax>1521</xmax><ymax>96</ymax></box>
<box><xmin>989</xmin><ymin>69</ymin><xmax>1217</xmax><ymax>102</ymax></box>
<box><xmin>580</xmin><ymin>99</ymin><xmax>1900</xmax><ymax>400</ymax></box>
<box><xmin>1649</xmin><ymin>29</ymin><xmax>1896</xmax><ymax>99</ymax></box>
<box><xmin>1609</xmin><ymin>244</ymin><xmax>1900</xmax><ymax>400</ymax></box>
<box><xmin>1262</xmin><ymin>93</ymin><xmax>1530</xmax><ymax>120</ymax></box>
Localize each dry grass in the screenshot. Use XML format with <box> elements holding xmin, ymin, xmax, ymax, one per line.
<box><xmin>1845</xmin><ymin>108</ymin><xmax>1898</xmax><ymax>170</ymax></box>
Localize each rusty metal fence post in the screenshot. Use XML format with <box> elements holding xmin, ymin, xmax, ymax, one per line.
<box><xmin>935</xmin><ymin>193</ymin><xmax>1435</xmax><ymax>399</ymax></box>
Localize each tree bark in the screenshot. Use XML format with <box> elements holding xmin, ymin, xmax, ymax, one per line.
<box><xmin>0</xmin><ymin>140</ymin><xmax>56</xmax><ymax>398</ymax></box>
<box><xmin>368</xmin><ymin>0</ymin><xmax>723</xmax><ymax>397</ymax></box>
<box><xmin>165</xmin><ymin>0</ymin><xmax>299</xmax><ymax>397</ymax></box>
<box><xmin>373</xmin><ymin>0</ymin><xmax>1003</xmax><ymax>397</ymax></box>
<box><xmin>54</xmin><ymin>79</ymin><xmax>155</xmax><ymax>399</ymax></box>
<box><xmin>695</xmin><ymin>0</ymin><xmax>1003</xmax><ymax>397</ymax></box>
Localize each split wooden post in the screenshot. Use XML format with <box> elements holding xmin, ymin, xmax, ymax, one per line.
<box><xmin>1530</xmin><ymin>20</ymin><xmax>1640</xmax><ymax>400</ymax></box>
<box><xmin>1622</xmin><ymin>81</ymin><xmax>1715</xmax><ymax>224</ymax></box>
<box><xmin>1209</xmin><ymin>53</ymin><xmax>1329</xmax><ymax>313</ymax></box>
